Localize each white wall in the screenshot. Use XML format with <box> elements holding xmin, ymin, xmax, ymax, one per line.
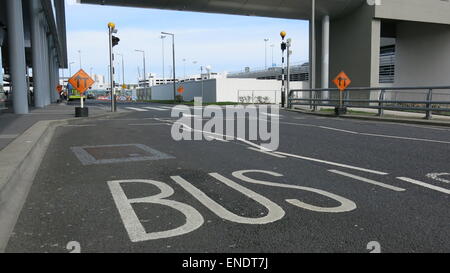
<box><xmin>151</xmin><ymin>78</ymin><xmax>307</xmax><ymax>103</ymax></box>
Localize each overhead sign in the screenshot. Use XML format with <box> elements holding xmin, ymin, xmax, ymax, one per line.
<box><xmin>333</xmin><ymin>71</ymin><xmax>351</xmax><ymax>92</ymax></box>
<box><xmin>68</xmin><ymin>69</ymin><xmax>95</xmax><ymax>94</ymax></box>
<box><xmin>177</xmin><ymin>86</ymin><xmax>185</xmax><ymax>94</ymax></box>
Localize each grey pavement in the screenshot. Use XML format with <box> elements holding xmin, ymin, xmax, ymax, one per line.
<box><xmin>4</xmin><ymin>102</ymin><xmax>450</xmax><ymax>253</ymax></box>
<box><xmin>0</xmin><ymin>101</ymin><xmax>113</xmax><ymax>150</ymax></box>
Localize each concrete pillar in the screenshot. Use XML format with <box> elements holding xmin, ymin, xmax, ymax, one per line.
<box><xmin>6</xmin><ymin>0</ymin><xmax>29</xmax><ymax>114</ymax></box>
<box><xmin>30</xmin><ymin>0</ymin><xmax>46</xmax><ymax>108</ymax></box>
<box><xmin>40</xmin><ymin>24</ymin><xmax>51</xmax><ymax>106</ymax></box>
<box><xmin>321</xmin><ymin>15</ymin><xmax>330</xmax><ymax>99</ymax></box>
<box><xmin>330</xmin><ymin>4</ymin><xmax>380</xmax><ymax>103</ymax></box>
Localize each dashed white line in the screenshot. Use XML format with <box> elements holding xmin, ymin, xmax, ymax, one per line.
<box><xmin>247</xmin><ymin>147</ymin><xmax>287</xmax><ymax>158</ymax></box>
<box><xmin>396</xmin><ymin>177</ymin><xmax>450</xmax><ymax>195</ymax></box>
<box><xmin>143</xmin><ymin>106</ymin><xmax>169</xmax><ymax>111</ymax></box>
<box><xmin>329</xmin><ymin>170</ymin><xmax>405</xmax><ymax>192</ymax></box>
<box><xmin>274</xmin><ymin>151</ymin><xmax>389</xmax><ymax>175</ymax></box>
<box><xmin>125</xmin><ymin>107</ymin><xmax>148</xmax><ymax>112</ymax></box>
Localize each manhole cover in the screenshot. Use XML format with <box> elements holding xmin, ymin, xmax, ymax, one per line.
<box><xmin>71</xmin><ymin>144</ymin><xmax>174</xmax><ymax>165</ymax></box>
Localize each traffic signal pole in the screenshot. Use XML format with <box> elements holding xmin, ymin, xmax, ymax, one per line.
<box><xmin>108</xmin><ymin>22</ymin><xmax>116</xmax><ymax>112</ymax></box>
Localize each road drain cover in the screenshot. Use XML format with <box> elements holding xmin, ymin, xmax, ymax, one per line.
<box><xmin>71</xmin><ymin>144</ymin><xmax>174</xmax><ymax>165</ymax></box>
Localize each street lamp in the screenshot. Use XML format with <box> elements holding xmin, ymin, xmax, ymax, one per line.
<box><xmin>135</xmin><ymin>50</ymin><xmax>146</xmax><ymax>87</ymax></box>
<box><xmin>160</xmin><ymin>35</ymin><xmax>166</xmax><ymax>84</ymax></box>
<box><xmin>116</xmin><ymin>53</ymin><xmax>125</xmax><ymax>88</ymax></box>
<box><xmin>161</xmin><ymin>32</ymin><xmax>176</xmax><ymax>102</ymax></box>
<box><xmin>270</xmin><ymin>44</ymin><xmax>275</xmax><ymax>67</ymax></box>
<box><xmin>182</xmin><ymin>58</ymin><xmax>186</xmax><ymax>80</ymax></box>
<box><xmin>264</xmin><ymin>38</ymin><xmax>269</xmax><ymax>69</ymax></box>
<box><xmin>69</xmin><ymin>61</ymin><xmax>75</xmax><ymax>76</ymax></box>
<box><xmin>78</xmin><ymin>50</ymin><xmax>82</xmax><ymax>69</ymax></box>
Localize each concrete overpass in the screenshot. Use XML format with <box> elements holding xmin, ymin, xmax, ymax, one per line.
<box><xmin>79</xmin><ymin>0</ymin><xmax>450</xmax><ymax>93</ymax></box>
<box><xmin>0</xmin><ymin>0</ymin><xmax>67</xmax><ymax>114</ymax></box>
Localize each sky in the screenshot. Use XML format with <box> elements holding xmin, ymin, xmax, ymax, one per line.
<box><xmin>65</xmin><ymin>0</ymin><xmax>310</xmax><ymax>84</ymax></box>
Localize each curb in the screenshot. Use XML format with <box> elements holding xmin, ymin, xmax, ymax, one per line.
<box><xmin>286</xmin><ymin>108</ymin><xmax>450</xmax><ymax>128</ymax></box>
<box><xmin>0</xmin><ymin>111</ymin><xmax>127</xmax><ymax>252</ymax></box>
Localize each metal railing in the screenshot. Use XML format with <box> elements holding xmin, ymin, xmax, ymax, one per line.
<box><xmin>288</xmin><ymin>86</ymin><xmax>450</xmax><ymax>119</ymax></box>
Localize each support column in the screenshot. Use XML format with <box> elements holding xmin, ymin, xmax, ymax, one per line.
<box><xmin>48</xmin><ymin>38</ymin><xmax>56</xmax><ymax>103</ymax></box>
<box><xmin>321</xmin><ymin>15</ymin><xmax>330</xmax><ymax>99</ymax></box>
<box><xmin>30</xmin><ymin>0</ymin><xmax>46</xmax><ymax>108</ymax></box>
<box><xmin>41</xmin><ymin>25</ymin><xmax>51</xmax><ymax>106</ymax></box>
<box><xmin>6</xmin><ymin>0</ymin><xmax>29</xmax><ymax>114</ymax></box>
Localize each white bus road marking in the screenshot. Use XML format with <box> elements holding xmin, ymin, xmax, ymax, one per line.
<box><xmin>125</xmin><ymin>107</ymin><xmax>148</xmax><ymax>112</ymax></box>
<box><xmin>143</xmin><ymin>106</ymin><xmax>169</xmax><ymax>111</ymax></box>
<box><xmin>396</xmin><ymin>177</ymin><xmax>450</xmax><ymax>195</ymax></box>
<box><xmin>274</xmin><ymin>151</ymin><xmax>389</xmax><ymax>175</ymax></box>
<box><xmin>328</xmin><ymin>170</ymin><xmax>405</xmax><ymax>192</ymax></box>
<box><xmin>170</xmin><ymin>174</ymin><xmax>286</xmax><ymax>224</ymax></box>
<box><xmin>247</xmin><ymin>147</ymin><xmax>286</xmax><ymax>158</ymax></box>
<box><xmin>107</xmin><ymin>179</ymin><xmax>204</xmax><ymax>242</ymax></box>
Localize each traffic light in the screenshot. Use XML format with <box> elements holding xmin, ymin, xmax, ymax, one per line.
<box><xmin>112</xmin><ymin>35</ymin><xmax>120</xmax><ymax>47</ymax></box>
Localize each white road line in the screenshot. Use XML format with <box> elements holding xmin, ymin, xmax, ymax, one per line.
<box><xmin>261</xmin><ymin>112</ymin><xmax>282</xmax><ymax>117</ymax></box>
<box><xmin>125</xmin><ymin>107</ymin><xmax>148</xmax><ymax>112</ymax></box>
<box><xmin>128</xmin><ymin>123</ymin><xmax>171</xmax><ymax>126</ymax></box>
<box><xmin>280</xmin><ymin>121</ymin><xmax>450</xmax><ymax>144</ymax></box>
<box><xmin>397</xmin><ymin>177</ymin><xmax>450</xmax><ymax>195</ymax></box>
<box><xmin>318</xmin><ymin>126</ymin><xmax>359</xmax><ymax>134</ymax></box>
<box><xmin>171</xmin><ymin>120</ymin><xmax>390</xmax><ymax>175</ymax></box>
<box><xmin>247</xmin><ymin>147</ymin><xmax>286</xmax><ymax>158</ymax></box>
<box><xmin>360</xmin><ymin>133</ymin><xmax>450</xmax><ymax>145</ymax></box>
<box><xmin>61</xmin><ymin>125</ymin><xmax>97</xmax><ymax>127</ymax></box>
<box><xmin>159</xmin><ymin>106</ymin><xmax>174</xmax><ymax>109</ymax></box>
<box><xmin>143</xmin><ymin>106</ymin><xmax>169</xmax><ymax>111</ymax></box>
<box><xmin>274</xmin><ymin>151</ymin><xmax>389</xmax><ymax>175</ymax></box>
<box><xmin>329</xmin><ymin>170</ymin><xmax>405</xmax><ymax>192</ymax></box>
<box><xmin>204</xmin><ymin>135</ymin><xmax>229</xmax><ymax>142</ymax></box>
<box><xmin>0</xmin><ymin>134</ymin><xmax>19</xmax><ymax>139</ymax></box>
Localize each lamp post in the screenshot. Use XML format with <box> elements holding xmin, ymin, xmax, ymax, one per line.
<box><xmin>69</xmin><ymin>61</ymin><xmax>75</xmax><ymax>76</ymax></box>
<box><xmin>160</xmin><ymin>35</ymin><xmax>166</xmax><ymax>84</ymax></box>
<box><xmin>264</xmin><ymin>38</ymin><xmax>269</xmax><ymax>69</ymax></box>
<box><xmin>182</xmin><ymin>58</ymin><xmax>186</xmax><ymax>80</ymax></box>
<box><xmin>135</xmin><ymin>50</ymin><xmax>146</xmax><ymax>87</ymax></box>
<box><xmin>78</xmin><ymin>50</ymin><xmax>82</xmax><ymax>70</ymax></box>
<box><xmin>270</xmin><ymin>44</ymin><xmax>275</xmax><ymax>67</ymax></box>
<box><xmin>161</xmin><ymin>32</ymin><xmax>176</xmax><ymax>102</ymax></box>
<box><xmin>116</xmin><ymin>53</ymin><xmax>125</xmax><ymax>88</ymax></box>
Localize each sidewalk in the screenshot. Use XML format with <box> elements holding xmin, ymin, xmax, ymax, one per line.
<box><xmin>0</xmin><ymin>103</ymin><xmax>112</xmax><ymax>151</ymax></box>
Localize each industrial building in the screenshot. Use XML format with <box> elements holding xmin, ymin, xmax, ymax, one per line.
<box><xmin>0</xmin><ymin>0</ymin><xmax>67</xmax><ymax>114</ymax></box>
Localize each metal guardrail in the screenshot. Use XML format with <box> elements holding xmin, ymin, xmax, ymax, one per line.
<box><xmin>288</xmin><ymin>86</ymin><xmax>450</xmax><ymax>119</ymax></box>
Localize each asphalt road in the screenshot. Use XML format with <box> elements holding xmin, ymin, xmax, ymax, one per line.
<box><xmin>5</xmin><ymin>101</ymin><xmax>450</xmax><ymax>253</ymax></box>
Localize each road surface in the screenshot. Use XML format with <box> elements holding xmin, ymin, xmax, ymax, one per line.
<box><xmin>6</xmin><ymin>102</ymin><xmax>450</xmax><ymax>253</ymax></box>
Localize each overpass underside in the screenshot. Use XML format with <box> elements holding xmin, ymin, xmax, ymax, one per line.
<box><xmin>0</xmin><ymin>0</ymin><xmax>67</xmax><ymax>114</ymax></box>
